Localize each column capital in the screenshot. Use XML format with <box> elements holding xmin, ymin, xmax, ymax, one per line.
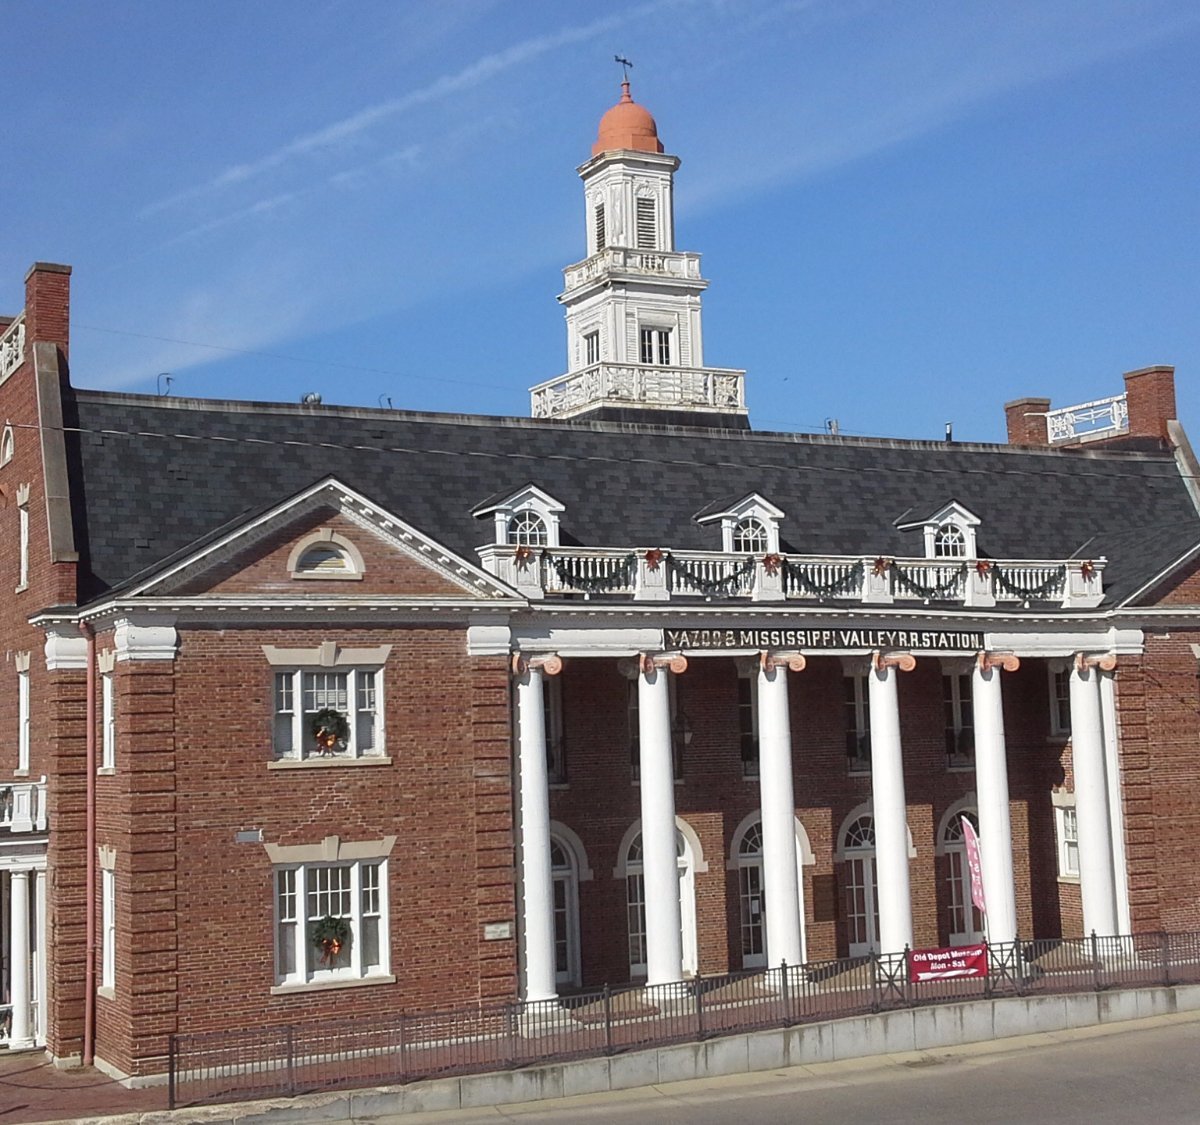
<box><xmin>760</xmin><ymin>650</ymin><xmax>806</xmax><ymax>673</ymax></box>
<box><xmin>511</xmin><ymin>652</ymin><xmax>563</xmax><ymax>677</ymax></box>
<box><xmin>640</xmin><ymin>652</ymin><xmax>687</xmax><ymax>676</ymax></box>
<box><xmin>977</xmin><ymin>651</ymin><xmax>1020</xmax><ymax>673</ymax></box>
<box><xmin>873</xmin><ymin>650</ymin><xmax>916</xmax><ymax>673</ymax></box>
<box><xmin>1075</xmin><ymin>652</ymin><xmax>1117</xmax><ymax>673</ymax></box>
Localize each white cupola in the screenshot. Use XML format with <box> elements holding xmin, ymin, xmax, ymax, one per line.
<box><xmin>529</xmin><ymin>81</ymin><xmax>748</xmax><ymax>428</ymax></box>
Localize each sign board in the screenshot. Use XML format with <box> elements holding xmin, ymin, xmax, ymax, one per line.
<box><xmin>483</xmin><ymin>922</ymin><xmax>513</xmax><ymax>941</ymax></box>
<box><xmin>909</xmin><ymin>943</ymin><xmax>988</xmax><ymax>982</ymax></box>
<box><xmin>664</xmin><ymin>628</ymin><xmax>984</xmax><ymax>652</ymax></box>
<box><xmin>962</xmin><ymin>817</ymin><xmax>987</xmax><ymax>915</ymax></box>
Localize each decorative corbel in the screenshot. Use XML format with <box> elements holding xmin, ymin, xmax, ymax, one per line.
<box><xmin>639</xmin><ymin>652</ymin><xmax>688</xmax><ymax>676</ymax></box>
<box><xmin>873</xmin><ymin>650</ymin><xmax>916</xmax><ymax>673</ymax></box>
<box><xmin>759</xmin><ymin>650</ymin><xmax>807</xmax><ymax>674</ymax></box>
<box><xmin>511</xmin><ymin>652</ymin><xmax>563</xmax><ymax>677</ymax></box>
<box><xmin>1074</xmin><ymin>652</ymin><xmax>1117</xmax><ymax>673</ymax></box>
<box><xmin>977</xmin><ymin>651</ymin><xmax>1020</xmax><ymax>673</ymax></box>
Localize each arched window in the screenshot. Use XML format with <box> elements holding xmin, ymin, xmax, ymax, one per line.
<box><xmin>507</xmin><ymin>511</ymin><xmax>548</xmax><ymax>547</ymax></box>
<box><xmin>736</xmin><ymin>822</ymin><xmax>765</xmax><ymax>967</ymax></box>
<box><xmin>933</xmin><ymin>523</ymin><xmax>967</xmax><ymax>558</ymax></box>
<box><xmin>287</xmin><ymin>529</ymin><xmax>365</xmax><ymax>581</ymax></box>
<box><xmin>620</xmin><ymin>827</ymin><xmax>697</xmax><ymax>978</ymax></box>
<box><xmin>939</xmin><ymin>807</ymin><xmax>984</xmax><ymax>945</ymax></box>
<box><xmin>840</xmin><ymin>813</ymin><xmax>878</xmax><ymax>957</ymax></box>
<box><xmin>0</xmin><ymin>425</ymin><xmax>13</xmax><ymax>467</ymax></box>
<box><xmin>732</xmin><ymin>517</ymin><xmax>769</xmax><ymax>554</ymax></box>
<box><xmin>296</xmin><ymin>545</ymin><xmax>353</xmax><ymax>574</ymax></box>
<box><xmin>549</xmin><ymin>837</ymin><xmax>580</xmax><ymax>987</ymax></box>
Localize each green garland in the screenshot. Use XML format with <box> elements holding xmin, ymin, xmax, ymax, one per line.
<box><xmin>546</xmin><ymin>552</ymin><xmax>637</xmax><ymax>593</ymax></box>
<box><xmin>992</xmin><ymin>564</ymin><xmax>1066</xmax><ymax>602</ymax></box>
<box><xmin>310</xmin><ymin>914</ymin><xmax>351</xmax><ymax>947</ymax></box>
<box><xmin>784</xmin><ymin>560</ymin><xmax>863</xmax><ymax>598</ymax></box>
<box><xmin>668</xmin><ymin>555</ymin><xmax>754</xmax><ymax>596</ymax></box>
<box><xmin>891</xmin><ymin>563</ymin><xmax>967</xmax><ymax>599</ymax></box>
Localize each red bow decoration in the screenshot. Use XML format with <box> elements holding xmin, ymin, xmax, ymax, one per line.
<box><xmin>762</xmin><ymin>553</ymin><xmax>782</xmax><ymax>576</ymax></box>
<box><xmin>1080</xmin><ymin>560</ymin><xmax>1095</xmax><ymax>580</ymax></box>
<box><xmin>975</xmin><ymin>560</ymin><xmax>991</xmax><ymax>576</ymax></box>
<box><xmin>872</xmin><ymin>557</ymin><xmax>891</xmax><ymax>577</ymax></box>
<box><xmin>644</xmin><ymin>548</ymin><xmax>665</xmax><ymax>571</ymax></box>
<box><xmin>513</xmin><ymin>545</ymin><xmax>534</xmax><ymax>565</ymax></box>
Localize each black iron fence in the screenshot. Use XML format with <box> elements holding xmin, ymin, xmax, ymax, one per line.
<box><xmin>168</xmin><ymin>930</ymin><xmax>1200</xmax><ymax>1109</ymax></box>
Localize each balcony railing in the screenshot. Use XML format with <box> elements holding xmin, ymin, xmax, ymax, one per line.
<box><xmin>477</xmin><ymin>547</ymin><xmax>1105</xmax><ymax>608</ymax></box>
<box><xmin>1047</xmin><ymin>394</ymin><xmax>1128</xmax><ymax>444</ymax></box>
<box><xmin>562</xmin><ymin>247</ymin><xmax>703</xmax><ymax>291</ymax></box>
<box><xmin>530</xmin><ymin>361</ymin><xmax>747</xmax><ymax>420</ymax></box>
<box><xmin>0</xmin><ymin>778</ymin><xmax>47</xmax><ymax>833</ymax></box>
<box><xmin>0</xmin><ymin>314</ymin><xmax>25</xmax><ymax>383</ymax></box>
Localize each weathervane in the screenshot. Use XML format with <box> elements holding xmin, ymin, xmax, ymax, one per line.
<box><xmin>614</xmin><ymin>55</ymin><xmax>633</xmax><ymax>82</ymax></box>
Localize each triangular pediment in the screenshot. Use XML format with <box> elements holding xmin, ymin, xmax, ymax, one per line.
<box><xmin>124</xmin><ymin>478</ymin><xmax>519</xmax><ymax>601</ymax></box>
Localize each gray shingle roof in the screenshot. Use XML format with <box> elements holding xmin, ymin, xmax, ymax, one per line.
<box><xmin>62</xmin><ymin>390</ymin><xmax>1200</xmax><ymax>608</ymax></box>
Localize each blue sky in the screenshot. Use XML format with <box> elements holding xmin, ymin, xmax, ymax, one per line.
<box><xmin>1</xmin><ymin>0</ymin><xmax>1197</xmax><ymax>441</ymax></box>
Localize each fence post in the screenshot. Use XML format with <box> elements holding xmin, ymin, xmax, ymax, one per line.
<box><xmin>694</xmin><ymin>969</ymin><xmax>705</xmax><ymax>1038</ymax></box>
<box><xmin>1091</xmin><ymin>931</ymin><xmax>1102</xmax><ymax>992</ymax></box>
<box><xmin>870</xmin><ymin>951</ymin><xmax>880</xmax><ymax>1013</ymax></box>
<box><xmin>983</xmin><ymin>941</ymin><xmax>993</xmax><ymax>999</ymax></box>
<box><xmin>397</xmin><ymin>1012</ymin><xmax>407</xmax><ymax>1084</ymax></box>
<box><xmin>1160</xmin><ymin>931</ymin><xmax>1171</xmax><ymax>988</ymax></box>
<box><xmin>903</xmin><ymin>945</ymin><xmax>912</xmax><ymax>1007</ymax></box>
<box><xmin>286</xmin><ymin>1023</ymin><xmax>296</xmax><ymax>1096</ymax></box>
<box><xmin>167</xmin><ymin>1034</ymin><xmax>176</xmax><ymax>1110</ymax></box>
<box><xmin>603</xmin><ymin>984</ymin><xmax>613</xmax><ymax>1056</ymax></box>
<box><xmin>780</xmin><ymin>960</ymin><xmax>791</xmax><ymax>1027</ymax></box>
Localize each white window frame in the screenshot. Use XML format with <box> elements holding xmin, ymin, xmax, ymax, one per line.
<box><xmin>17</xmin><ymin>666</ymin><xmax>30</xmax><ymax>773</ymax></box>
<box><xmin>273</xmin><ymin>858</ymin><xmax>390</xmax><ymax>987</ymax></box>
<box><xmin>507</xmin><ymin>511</ymin><xmax>549</xmax><ymax>547</ymax></box>
<box><xmin>101</xmin><ymin>866</ymin><xmax>116</xmax><ymax>992</ymax></box>
<box><xmin>639</xmin><ymin>326</ymin><xmax>672</xmax><ymax>366</ymax></box>
<box><xmin>1052</xmin><ymin>792</ymin><xmax>1080</xmax><ymax>882</ymax></box>
<box><xmin>273</xmin><ymin>667</ymin><xmax>384</xmax><ymax>761</ymax></box>
<box><xmin>732</xmin><ymin>517</ymin><xmax>770</xmax><ymax>554</ymax></box>
<box><xmin>1049</xmin><ymin>665</ymin><xmax>1072</xmax><ymax>736</ymax></box>
<box><xmin>933</xmin><ymin>523</ymin><xmax>967</xmax><ymax>558</ymax></box>
<box><xmin>16</xmin><ymin>483</ymin><xmax>29</xmax><ymax>593</ymax></box>
<box><xmin>286</xmin><ymin>529</ymin><xmax>365</xmax><ymax>582</ymax></box>
<box><xmin>476</xmin><ymin>485</ymin><xmax>565</xmax><ymax>549</ymax></box>
<box><xmin>584</xmin><ymin>329</ymin><xmax>601</xmax><ymax>366</ymax></box>
<box><xmin>909</xmin><ymin>501</ymin><xmax>980</xmax><ymax>560</ymax></box>
<box><xmin>844</xmin><ymin>671</ymin><xmax>871</xmax><ymax>773</ymax></box>
<box><xmin>0</xmin><ymin>425</ymin><xmax>13</xmax><ymax>466</ymax></box>
<box><xmin>737</xmin><ymin>666</ymin><xmax>759</xmax><ymax>779</ymax></box>
<box><xmin>943</xmin><ymin>670</ymin><xmax>974</xmax><ymax>768</ymax></box>
<box><xmin>101</xmin><ymin>672</ymin><xmax>116</xmax><ymax>771</ymax></box>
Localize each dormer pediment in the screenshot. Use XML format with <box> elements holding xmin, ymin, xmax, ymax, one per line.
<box><xmin>896</xmin><ymin>499</ymin><xmax>981</xmax><ymax>560</ymax></box>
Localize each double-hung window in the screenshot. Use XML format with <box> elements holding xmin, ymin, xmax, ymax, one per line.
<box><xmin>274</xmin><ymin>859</ymin><xmax>388</xmax><ymax>985</ymax></box>
<box><xmin>17</xmin><ymin>665</ymin><xmax>29</xmax><ymax>773</ymax></box>
<box><xmin>738</xmin><ymin>673</ymin><xmax>759</xmax><ymax>779</ymax></box>
<box><xmin>639</xmin><ymin>327</ymin><xmax>671</xmax><ymax>366</ymax></box>
<box><xmin>1049</xmin><ymin>667</ymin><xmax>1071</xmax><ymax>736</ymax></box>
<box><xmin>101</xmin><ymin>672</ymin><xmax>116</xmax><ymax>770</ymax></box>
<box><xmin>101</xmin><ymin>867</ymin><xmax>116</xmax><ymax>991</ymax></box>
<box><xmin>273</xmin><ymin>668</ymin><xmax>381</xmax><ymax>760</ymax></box>
<box><xmin>1053</xmin><ymin>794</ymin><xmax>1080</xmax><ymax>881</ymax></box>
<box><xmin>944</xmin><ymin>672</ymin><xmax>974</xmax><ymax>767</ymax></box>
<box><xmin>844</xmin><ymin>673</ymin><xmax>871</xmax><ymax>772</ymax></box>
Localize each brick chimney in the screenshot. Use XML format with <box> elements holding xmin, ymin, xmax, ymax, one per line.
<box><xmin>23</xmin><ymin>262</ymin><xmax>71</xmax><ymax>357</ymax></box>
<box><xmin>1004</xmin><ymin>397</ymin><xmax>1051</xmax><ymax>446</ymax></box>
<box><xmin>1123</xmin><ymin>365</ymin><xmax>1176</xmax><ymax>444</ymax></box>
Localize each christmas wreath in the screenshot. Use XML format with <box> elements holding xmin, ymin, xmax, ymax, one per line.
<box><xmin>310</xmin><ymin>707</ymin><xmax>350</xmax><ymax>755</ymax></box>
<box><xmin>310</xmin><ymin>914</ymin><xmax>351</xmax><ymax>962</ymax></box>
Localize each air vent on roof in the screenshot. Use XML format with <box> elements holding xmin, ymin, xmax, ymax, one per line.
<box><xmin>300</xmin><ymin>392</ymin><xmax>322</xmax><ymax>405</ymax></box>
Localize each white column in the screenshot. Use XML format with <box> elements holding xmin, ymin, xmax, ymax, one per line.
<box><xmin>515</xmin><ymin>663</ymin><xmax>557</xmax><ymax>1002</ymax></box>
<box><xmin>8</xmin><ymin>869</ymin><xmax>32</xmax><ymax>1048</ymax></box>
<box><xmin>1070</xmin><ymin>660</ymin><xmax>1119</xmax><ymax>936</ymax></box>
<box><xmin>757</xmin><ymin>660</ymin><xmax>803</xmax><ymax>967</ymax></box>
<box><xmin>34</xmin><ymin>869</ymin><xmax>46</xmax><ymax>1044</ymax></box>
<box><xmin>972</xmin><ymin>658</ymin><xmax>1019</xmax><ymax>945</ymax></box>
<box><xmin>639</xmin><ymin>659</ymin><xmax>684</xmax><ymax>985</ymax></box>
<box><xmin>1099</xmin><ymin>672</ymin><xmax>1132</xmax><ymax>933</ymax></box>
<box><xmin>868</xmin><ymin>658</ymin><xmax>913</xmax><ymax>954</ymax></box>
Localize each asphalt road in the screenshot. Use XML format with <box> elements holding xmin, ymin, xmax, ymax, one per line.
<box><xmin>388</xmin><ymin>1012</ymin><xmax>1200</xmax><ymax>1124</ymax></box>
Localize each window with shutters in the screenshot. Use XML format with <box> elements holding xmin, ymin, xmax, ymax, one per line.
<box><xmin>636</xmin><ymin>197</ymin><xmax>656</xmax><ymax>248</ymax></box>
<box><xmin>594</xmin><ymin>203</ymin><xmax>606</xmax><ymax>251</ymax></box>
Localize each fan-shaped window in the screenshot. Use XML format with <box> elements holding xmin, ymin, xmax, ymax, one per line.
<box><xmin>507</xmin><ymin>511</ymin><xmax>548</xmax><ymax>547</ymax></box>
<box><xmin>738</xmin><ymin>822</ymin><xmax>763</xmax><ymax>856</ymax></box>
<box><xmin>732</xmin><ymin>517</ymin><xmax>769</xmax><ymax>554</ymax></box>
<box><xmin>287</xmin><ymin>529</ymin><xmax>365</xmax><ymax>581</ymax></box>
<box><xmin>843</xmin><ymin>815</ymin><xmax>875</xmax><ymax>849</ymax></box>
<box><xmin>933</xmin><ymin>524</ymin><xmax>967</xmax><ymax>558</ymax></box>
<box><xmin>297</xmin><ymin>546</ymin><xmax>352</xmax><ymax>574</ymax></box>
<box><xmin>0</xmin><ymin>426</ymin><xmax>13</xmax><ymax>467</ymax></box>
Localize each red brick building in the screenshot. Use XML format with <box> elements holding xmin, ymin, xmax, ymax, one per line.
<box><xmin>2</xmin><ymin>84</ymin><xmax>1200</xmax><ymax>1083</ymax></box>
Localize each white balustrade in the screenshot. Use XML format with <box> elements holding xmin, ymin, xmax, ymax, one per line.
<box><xmin>0</xmin><ymin>316</ymin><xmax>25</xmax><ymax>382</ymax></box>
<box><xmin>0</xmin><ymin>779</ymin><xmax>47</xmax><ymax>833</ymax></box>
<box><xmin>562</xmin><ymin>248</ymin><xmax>703</xmax><ymax>290</ymax></box>
<box><xmin>1046</xmin><ymin>394</ymin><xmax>1129</xmax><ymax>444</ymax></box>
<box><xmin>530</xmin><ymin>362</ymin><xmax>747</xmax><ymax>420</ymax></box>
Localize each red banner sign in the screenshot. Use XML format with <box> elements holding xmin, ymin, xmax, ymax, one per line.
<box><xmin>909</xmin><ymin>943</ymin><xmax>988</xmax><ymax>982</ymax></box>
<box><xmin>962</xmin><ymin>816</ymin><xmax>987</xmax><ymax>915</ymax></box>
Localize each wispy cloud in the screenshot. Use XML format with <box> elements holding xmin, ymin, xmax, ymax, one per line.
<box><xmin>141</xmin><ymin>3</ymin><xmax>674</xmax><ymax>219</ymax></box>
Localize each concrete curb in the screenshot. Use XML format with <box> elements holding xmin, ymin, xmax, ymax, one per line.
<box><xmin>41</xmin><ymin>983</ymin><xmax>1200</xmax><ymax>1125</ymax></box>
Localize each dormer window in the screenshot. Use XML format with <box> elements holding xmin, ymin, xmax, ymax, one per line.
<box><xmin>933</xmin><ymin>524</ymin><xmax>967</xmax><ymax>558</ymax></box>
<box><xmin>732</xmin><ymin>518</ymin><xmax>769</xmax><ymax>554</ymax></box>
<box><xmin>474</xmin><ymin>485</ymin><xmax>565</xmax><ymax>549</ymax></box>
<box><xmin>897</xmin><ymin>501</ymin><xmax>980</xmax><ymax>561</ymax></box>
<box><xmin>696</xmin><ymin>493</ymin><xmax>785</xmax><ymax>555</ymax></box>
<box><xmin>508</xmin><ymin>511</ymin><xmax>548</xmax><ymax>547</ymax></box>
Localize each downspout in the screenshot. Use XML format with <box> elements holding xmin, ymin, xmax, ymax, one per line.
<box><xmin>80</xmin><ymin>621</ymin><xmax>96</xmax><ymax>1066</ymax></box>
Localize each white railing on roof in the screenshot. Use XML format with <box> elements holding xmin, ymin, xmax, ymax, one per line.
<box><xmin>0</xmin><ymin>315</ymin><xmax>25</xmax><ymax>382</ymax></box>
<box><xmin>477</xmin><ymin>546</ymin><xmax>1105</xmax><ymax>609</ymax></box>
<box><xmin>530</xmin><ymin>362</ymin><xmax>747</xmax><ymax>420</ymax></box>
<box><xmin>563</xmin><ymin>247</ymin><xmax>703</xmax><ymax>291</ymax></box>
<box><xmin>1046</xmin><ymin>394</ymin><xmax>1128</xmax><ymax>444</ymax></box>
<box><xmin>0</xmin><ymin>777</ymin><xmax>47</xmax><ymax>833</ymax></box>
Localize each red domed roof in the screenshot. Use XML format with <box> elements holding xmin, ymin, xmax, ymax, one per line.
<box><xmin>592</xmin><ymin>82</ymin><xmax>663</xmax><ymax>156</ymax></box>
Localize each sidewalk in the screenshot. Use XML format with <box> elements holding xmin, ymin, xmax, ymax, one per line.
<box><xmin>0</xmin><ymin>1051</ymin><xmax>163</xmax><ymax>1124</ymax></box>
